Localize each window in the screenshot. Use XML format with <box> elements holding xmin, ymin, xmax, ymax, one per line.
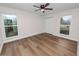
<box><xmin>60</xmin><ymin>16</ymin><xmax>71</xmax><ymax>35</ymax></box>
<box><xmin>3</xmin><ymin>15</ymin><xmax>18</xmax><ymax>37</ymax></box>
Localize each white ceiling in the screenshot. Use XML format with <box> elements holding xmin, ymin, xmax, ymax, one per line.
<box><xmin>0</xmin><ymin>3</ymin><xmax>79</xmax><ymax>18</ymax></box>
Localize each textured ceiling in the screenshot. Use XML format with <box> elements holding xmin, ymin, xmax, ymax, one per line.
<box><xmin>0</xmin><ymin>3</ymin><xmax>79</xmax><ymax>18</ymax></box>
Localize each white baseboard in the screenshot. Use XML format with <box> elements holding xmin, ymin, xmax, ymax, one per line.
<box><xmin>4</xmin><ymin>32</ymin><xmax>43</xmax><ymax>44</ymax></box>
<box><xmin>46</xmin><ymin>32</ymin><xmax>78</xmax><ymax>42</ymax></box>
<box><xmin>3</xmin><ymin>32</ymin><xmax>78</xmax><ymax>45</ymax></box>
<box><xmin>4</xmin><ymin>36</ymin><xmax>24</xmax><ymax>44</ymax></box>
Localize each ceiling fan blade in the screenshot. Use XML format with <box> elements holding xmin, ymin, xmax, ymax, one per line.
<box><xmin>45</xmin><ymin>8</ymin><xmax>53</xmax><ymax>10</ymax></box>
<box><xmin>33</xmin><ymin>5</ymin><xmax>40</xmax><ymax>8</ymax></box>
<box><xmin>35</xmin><ymin>9</ymin><xmax>40</xmax><ymax>11</ymax></box>
<box><xmin>44</xmin><ymin>3</ymin><xmax>50</xmax><ymax>7</ymax></box>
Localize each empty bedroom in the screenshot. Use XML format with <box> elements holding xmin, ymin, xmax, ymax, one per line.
<box><xmin>0</xmin><ymin>3</ymin><xmax>79</xmax><ymax>56</ymax></box>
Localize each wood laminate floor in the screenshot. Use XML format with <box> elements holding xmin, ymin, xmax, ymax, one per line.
<box><xmin>0</xmin><ymin>33</ymin><xmax>77</xmax><ymax>56</ymax></box>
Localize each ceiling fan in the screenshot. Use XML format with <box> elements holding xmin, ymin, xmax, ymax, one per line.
<box><xmin>33</xmin><ymin>3</ymin><xmax>53</xmax><ymax>13</ymax></box>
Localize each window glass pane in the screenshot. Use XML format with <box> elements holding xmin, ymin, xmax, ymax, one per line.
<box><xmin>60</xmin><ymin>16</ymin><xmax>71</xmax><ymax>35</ymax></box>
<box><xmin>60</xmin><ymin>25</ymin><xmax>70</xmax><ymax>35</ymax></box>
<box><xmin>3</xmin><ymin>15</ymin><xmax>18</xmax><ymax>37</ymax></box>
<box><xmin>60</xmin><ymin>16</ymin><xmax>71</xmax><ymax>25</ymax></box>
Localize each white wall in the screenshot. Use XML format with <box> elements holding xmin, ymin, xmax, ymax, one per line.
<box><xmin>45</xmin><ymin>8</ymin><xmax>79</xmax><ymax>41</ymax></box>
<box><xmin>0</xmin><ymin>6</ymin><xmax>44</xmax><ymax>43</ymax></box>
<box><xmin>0</xmin><ymin>15</ymin><xmax>4</xmax><ymax>53</ymax></box>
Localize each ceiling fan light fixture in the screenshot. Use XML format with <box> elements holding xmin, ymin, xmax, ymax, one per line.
<box><xmin>41</xmin><ymin>9</ymin><xmax>44</xmax><ymax>12</ymax></box>
<box><xmin>34</xmin><ymin>3</ymin><xmax>53</xmax><ymax>13</ymax></box>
